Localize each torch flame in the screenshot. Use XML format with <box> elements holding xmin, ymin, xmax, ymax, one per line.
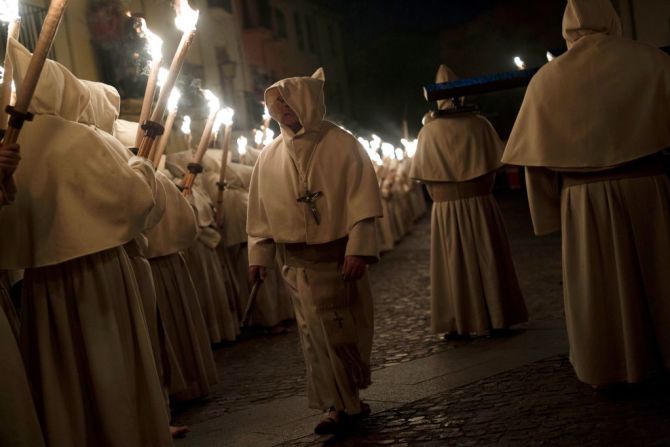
<box><xmin>167</xmin><ymin>88</ymin><xmax>181</xmax><ymax>113</ymax></box>
<box><xmin>138</xmin><ymin>18</ymin><xmax>163</xmax><ymax>62</ymax></box>
<box><xmin>202</xmin><ymin>89</ymin><xmax>220</xmax><ymax>115</ymax></box>
<box><xmin>237</xmin><ymin>136</ymin><xmax>248</xmax><ymax>155</ymax></box>
<box><xmin>357</xmin><ymin>137</ymin><xmax>371</xmax><ymax>151</ymax></box>
<box><xmin>254</xmin><ymin>129</ymin><xmax>263</xmax><ymax>145</ymax></box>
<box><xmin>174</xmin><ymin>0</ymin><xmax>199</xmax><ymax>32</ymax></box>
<box><xmin>214</xmin><ymin>106</ymin><xmax>235</xmax><ymax>129</ymax></box>
<box><xmin>370</xmin><ymin>134</ymin><xmax>381</xmax><ymax>151</ymax></box>
<box><xmin>157</xmin><ymin>68</ymin><xmax>169</xmax><ymax>88</ymax></box>
<box><xmin>263</xmin><ymin>128</ymin><xmax>275</xmax><ymax>145</ymax></box>
<box><xmin>406</xmin><ymin>139</ymin><xmax>418</xmax><ymax>158</ymax></box>
<box><xmin>513</xmin><ymin>56</ymin><xmax>526</xmax><ymax>70</ymax></box>
<box><xmin>381</xmin><ymin>142</ymin><xmax>395</xmax><ymax>159</ymax></box>
<box><xmin>181</xmin><ymin>115</ymin><xmax>191</xmax><ymax>135</ymax></box>
<box><xmin>0</xmin><ymin>0</ymin><xmax>20</xmax><ymax>22</ymax></box>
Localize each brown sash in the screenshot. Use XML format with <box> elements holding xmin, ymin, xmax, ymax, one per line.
<box><xmin>561</xmin><ymin>154</ymin><xmax>666</xmax><ymax>188</ymax></box>
<box><xmin>427</xmin><ymin>172</ymin><xmax>495</xmax><ymax>202</ymax></box>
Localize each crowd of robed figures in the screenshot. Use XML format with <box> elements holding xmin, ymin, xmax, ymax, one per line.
<box><xmin>0</xmin><ymin>39</ymin><xmax>428</xmax><ymax>447</ymax></box>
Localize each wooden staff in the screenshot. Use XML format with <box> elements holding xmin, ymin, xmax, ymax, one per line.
<box><xmin>181</xmin><ymin>105</ymin><xmax>218</xmax><ymax>195</ymax></box>
<box><xmin>150</xmin><ymin>88</ymin><xmax>181</xmax><ymax>167</ymax></box>
<box><xmin>136</xmin><ymin>2</ymin><xmax>198</xmax><ymax>158</ymax></box>
<box><xmin>214</xmin><ymin>123</ymin><xmax>232</xmax><ymax>227</ymax></box>
<box><xmin>135</xmin><ymin>58</ymin><xmax>162</xmax><ymax>147</ymax></box>
<box><xmin>1</xmin><ymin>17</ymin><xmax>21</xmax><ymax>134</ymax></box>
<box><xmin>2</xmin><ymin>0</ymin><xmax>69</xmax><ymax>149</ymax></box>
<box><xmin>134</xmin><ymin>18</ymin><xmax>162</xmax><ymax>148</ymax></box>
<box><xmin>151</xmin><ymin>109</ymin><xmax>176</xmax><ymax>167</ymax></box>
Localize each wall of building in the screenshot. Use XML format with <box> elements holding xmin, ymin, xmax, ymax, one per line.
<box><xmin>616</xmin><ymin>0</ymin><xmax>670</xmax><ymax>47</ymax></box>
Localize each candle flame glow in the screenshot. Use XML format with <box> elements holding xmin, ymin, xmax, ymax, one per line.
<box><xmin>167</xmin><ymin>88</ymin><xmax>181</xmax><ymax>113</ymax></box>
<box><xmin>202</xmin><ymin>89</ymin><xmax>220</xmax><ymax>115</ymax></box>
<box><xmin>174</xmin><ymin>0</ymin><xmax>199</xmax><ymax>32</ymax></box>
<box><xmin>237</xmin><ymin>136</ymin><xmax>248</xmax><ymax>155</ymax></box>
<box><xmin>138</xmin><ymin>18</ymin><xmax>163</xmax><ymax>62</ymax></box>
<box><xmin>0</xmin><ymin>0</ymin><xmax>20</xmax><ymax>22</ymax></box>
<box><xmin>395</xmin><ymin>148</ymin><xmax>405</xmax><ymax>161</ymax></box>
<box><xmin>181</xmin><ymin>115</ymin><xmax>191</xmax><ymax>135</ymax></box>
<box><xmin>214</xmin><ymin>106</ymin><xmax>235</xmax><ymax>129</ymax></box>
<box><xmin>546</xmin><ymin>51</ymin><xmax>555</xmax><ymax>62</ymax></box>
<box><xmin>262</xmin><ymin>103</ymin><xmax>270</xmax><ymax>120</ymax></box>
<box><xmin>513</xmin><ymin>56</ymin><xmax>526</xmax><ymax>70</ymax></box>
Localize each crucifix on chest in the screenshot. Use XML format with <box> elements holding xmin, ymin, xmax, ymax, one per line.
<box><xmin>297</xmin><ymin>190</ymin><xmax>323</xmax><ymax>225</ymax></box>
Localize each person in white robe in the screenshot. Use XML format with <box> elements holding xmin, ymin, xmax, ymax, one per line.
<box><xmin>0</xmin><ymin>39</ymin><xmax>172</xmax><ymax>446</ymax></box>
<box><xmin>0</xmin><ymin>142</ymin><xmax>45</xmax><ymax>447</ymax></box>
<box><xmin>411</xmin><ymin>65</ymin><xmax>527</xmax><ymax>337</ymax></box>
<box><xmin>247</xmin><ymin>68</ymin><xmax>382</xmax><ymax>434</ymax></box>
<box><xmin>115</xmin><ymin>119</ymin><xmax>218</xmax><ymax>403</ymax></box>
<box><xmin>166</xmin><ymin>151</ymin><xmax>239</xmax><ymax>342</ymax></box>
<box><xmin>202</xmin><ymin>153</ymin><xmax>294</xmax><ymax>330</ymax></box>
<box><xmin>502</xmin><ymin>0</ymin><xmax>670</xmax><ymax>387</ymax></box>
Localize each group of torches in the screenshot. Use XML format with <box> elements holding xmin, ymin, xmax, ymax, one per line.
<box><xmin>0</xmin><ymin>0</ymin><xmax>235</xmax><ymax>202</ymax></box>
<box><xmin>0</xmin><ymin>0</ymin><xmax>420</xmax><ymax>203</ymax></box>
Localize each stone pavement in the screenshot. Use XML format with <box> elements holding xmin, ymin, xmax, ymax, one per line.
<box><xmin>174</xmin><ymin>191</ymin><xmax>669</xmax><ymax>446</ymax></box>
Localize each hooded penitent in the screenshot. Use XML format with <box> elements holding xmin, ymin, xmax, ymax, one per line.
<box><xmin>112</xmin><ymin>120</ymin><xmax>198</xmax><ymax>258</ymax></box>
<box><xmin>410</xmin><ymin>64</ymin><xmax>503</xmax><ymax>183</ymax></box>
<box><xmin>247</xmin><ymin>68</ymin><xmax>382</xmax><ymax>246</ymax></box>
<box><xmin>0</xmin><ymin>39</ymin><xmax>155</xmax><ymax>269</ymax></box>
<box><xmin>502</xmin><ymin>0</ymin><xmax>670</xmax><ymax>169</ymax></box>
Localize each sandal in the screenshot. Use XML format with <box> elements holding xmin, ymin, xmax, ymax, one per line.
<box><xmin>314</xmin><ymin>410</ymin><xmax>351</xmax><ymax>435</ymax></box>
<box><xmin>358</xmin><ymin>402</ymin><xmax>371</xmax><ymax>418</ymax></box>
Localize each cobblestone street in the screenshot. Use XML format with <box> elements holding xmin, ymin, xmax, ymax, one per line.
<box><xmin>175</xmin><ymin>191</ymin><xmax>670</xmax><ymax>446</ymax></box>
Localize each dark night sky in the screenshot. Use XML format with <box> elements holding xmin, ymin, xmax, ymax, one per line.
<box><xmin>326</xmin><ymin>0</ymin><xmax>567</xmax><ymax>141</ymax></box>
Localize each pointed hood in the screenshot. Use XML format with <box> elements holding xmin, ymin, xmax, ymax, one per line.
<box><xmin>264</xmin><ymin>67</ymin><xmax>326</xmax><ymax>138</ymax></box>
<box><xmin>8</xmin><ymin>37</ymin><xmax>90</xmax><ymax>122</ymax></box>
<box><xmin>78</xmin><ymin>80</ymin><xmax>121</xmax><ymax>134</ymax></box>
<box><xmin>435</xmin><ymin>64</ymin><xmax>461</xmax><ymax>111</ymax></box>
<box><xmin>562</xmin><ymin>0</ymin><xmax>622</xmax><ymax>49</ymax></box>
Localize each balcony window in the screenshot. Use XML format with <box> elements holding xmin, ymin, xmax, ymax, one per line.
<box><xmin>274</xmin><ymin>9</ymin><xmax>287</xmax><ymax>38</ymax></box>
<box><xmin>0</xmin><ymin>3</ymin><xmax>52</xmax><ymax>60</ymax></box>
<box><xmin>207</xmin><ymin>0</ymin><xmax>233</xmax><ymax>13</ymax></box>
<box><xmin>294</xmin><ymin>12</ymin><xmax>305</xmax><ymax>50</ymax></box>
<box><xmin>258</xmin><ymin>0</ymin><xmax>271</xmax><ymax>29</ymax></box>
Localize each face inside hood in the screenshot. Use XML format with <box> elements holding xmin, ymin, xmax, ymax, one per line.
<box><xmin>562</xmin><ymin>0</ymin><xmax>622</xmax><ymax>48</ymax></box>
<box><xmin>264</xmin><ymin>68</ymin><xmax>326</xmax><ymax>135</ymax></box>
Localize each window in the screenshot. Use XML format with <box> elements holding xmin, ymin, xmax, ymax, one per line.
<box><xmin>305</xmin><ymin>15</ymin><xmax>318</xmax><ymax>53</ymax></box>
<box><xmin>0</xmin><ymin>3</ymin><xmax>51</xmax><ymax>60</ymax></box>
<box><xmin>328</xmin><ymin>24</ymin><xmax>337</xmax><ymax>57</ymax></box>
<box><xmin>274</xmin><ymin>9</ymin><xmax>287</xmax><ymax>38</ymax></box>
<box><xmin>258</xmin><ymin>0</ymin><xmax>272</xmax><ymax>29</ymax></box>
<box><xmin>294</xmin><ymin>12</ymin><xmax>305</xmax><ymax>50</ymax></box>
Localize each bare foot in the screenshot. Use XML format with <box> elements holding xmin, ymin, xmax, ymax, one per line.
<box><xmin>170</xmin><ymin>425</ymin><xmax>190</xmax><ymax>439</ymax></box>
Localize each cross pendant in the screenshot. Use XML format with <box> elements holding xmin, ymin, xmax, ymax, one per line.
<box><xmin>297</xmin><ymin>190</ymin><xmax>322</xmax><ymax>225</ymax></box>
